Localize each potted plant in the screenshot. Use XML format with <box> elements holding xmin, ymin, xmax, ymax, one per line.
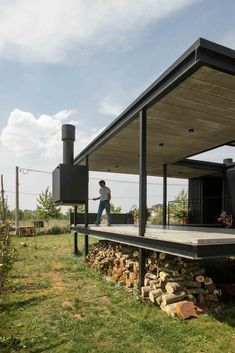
<box><xmin>174</xmin><ymin>207</ymin><xmax>191</xmax><ymax>224</ymax></box>
<box><xmin>217</xmin><ymin>211</ymin><xmax>233</xmax><ymax>228</ymax></box>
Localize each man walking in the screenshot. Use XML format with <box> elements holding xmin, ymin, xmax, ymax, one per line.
<box><xmin>93</xmin><ymin>180</ymin><xmax>111</xmax><ymax>226</ymax></box>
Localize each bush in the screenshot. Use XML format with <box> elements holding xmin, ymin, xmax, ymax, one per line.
<box><xmin>0</xmin><ymin>221</ymin><xmax>17</xmax><ymax>290</ymax></box>
<box><xmin>47</xmin><ymin>225</ymin><xmax>70</xmax><ymax>235</ymax></box>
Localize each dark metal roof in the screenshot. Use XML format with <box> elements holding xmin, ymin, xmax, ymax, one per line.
<box><xmin>74</xmin><ymin>38</ymin><xmax>235</xmax><ymax>166</ymax></box>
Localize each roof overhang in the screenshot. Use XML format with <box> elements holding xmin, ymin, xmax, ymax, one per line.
<box><xmin>74</xmin><ymin>38</ymin><xmax>235</xmax><ymax>179</ymax></box>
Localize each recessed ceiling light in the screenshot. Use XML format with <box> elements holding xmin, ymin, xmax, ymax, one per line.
<box><xmin>188</xmin><ymin>128</ymin><xmax>194</xmax><ymax>133</ymax></box>
<box><xmin>115</xmin><ymin>165</ymin><xmax>119</xmax><ymax>168</ymax></box>
<box><xmin>159</xmin><ymin>143</ymin><xmax>164</xmax><ymax>146</ymax></box>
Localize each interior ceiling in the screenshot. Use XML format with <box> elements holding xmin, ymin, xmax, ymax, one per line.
<box><xmin>88</xmin><ymin>66</ymin><xmax>235</xmax><ymax>178</ymax></box>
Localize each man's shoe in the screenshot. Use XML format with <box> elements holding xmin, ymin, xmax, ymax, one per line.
<box><xmin>107</xmin><ymin>223</ymin><xmax>111</xmax><ymax>227</ymax></box>
<box><xmin>95</xmin><ymin>222</ymin><xmax>100</xmax><ymax>226</ymax></box>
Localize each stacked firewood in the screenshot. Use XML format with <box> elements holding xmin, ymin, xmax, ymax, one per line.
<box><xmin>142</xmin><ymin>251</ymin><xmax>222</xmax><ymax>318</ymax></box>
<box><xmin>87</xmin><ymin>241</ymin><xmax>222</xmax><ymax>318</ymax></box>
<box><xmin>87</xmin><ymin>240</ymin><xmax>140</xmax><ymax>289</ymax></box>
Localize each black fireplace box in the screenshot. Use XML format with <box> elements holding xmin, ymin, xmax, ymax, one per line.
<box><xmin>52</xmin><ymin>164</ymin><xmax>88</xmax><ymax>205</ymax></box>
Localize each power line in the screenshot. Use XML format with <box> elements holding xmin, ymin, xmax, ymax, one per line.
<box><xmin>20</xmin><ymin>167</ymin><xmax>51</xmax><ymax>175</ymax></box>
<box><xmin>19</xmin><ymin>167</ymin><xmax>187</xmax><ymax>186</ymax></box>
<box><xmin>91</xmin><ymin>177</ymin><xmax>187</xmax><ymax>186</ymax></box>
<box><xmin>5</xmin><ymin>189</ymin><xmax>38</xmax><ymax>196</ymax></box>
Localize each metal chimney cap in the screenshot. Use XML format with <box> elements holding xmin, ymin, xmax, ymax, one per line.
<box><xmin>223</xmin><ymin>158</ymin><xmax>233</xmax><ymax>165</ymax></box>
<box><xmin>62</xmin><ymin>124</ymin><xmax>75</xmax><ymax>141</ymax></box>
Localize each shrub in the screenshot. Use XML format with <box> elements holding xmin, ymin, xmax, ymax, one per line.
<box><xmin>47</xmin><ymin>225</ymin><xmax>70</xmax><ymax>235</ymax></box>
<box><xmin>0</xmin><ymin>220</ymin><xmax>17</xmax><ymax>290</ymax></box>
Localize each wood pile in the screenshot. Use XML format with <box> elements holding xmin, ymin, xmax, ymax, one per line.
<box><xmin>87</xmin><ymin>240</ymin><xmax>140</xmax><ymax>290</ymax></box>
<box><xmin>142</xmin><ymin>251</ymin><xmax>222</xmax><ymax>318</ymax></box>
<box><xmin>87</xmin><ymin>241</ymin><xmax>222</xmax><ymax>318</ymax></box>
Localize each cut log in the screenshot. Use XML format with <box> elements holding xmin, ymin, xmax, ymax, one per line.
<box><xmin>175</xmin><ymin>301</ymin><xmax>198</xmax><ymax>319</ymax></box>
<box><xmin>149</xmin><ymin>279</ymin><xmax>160</xmax><ymax>289</ymax></box>
<box><xmin>186</xmin><ymin>280</ymin><xmax>201</xmax><ymax>288</ymax></box>
<box><xmin>204</xmin><ymin>276</ymin><xmax>213</xmax><ymax>286</ymax></box>
<box><xmin>156</xmin><ymin>295</ymin><xmax>163</xmax><ymax>305</ymax></box>
<box><xmin>144</xmin><ymin>278</ymin><xmax>150</xmax><ymax>286</ymax></box>
<box><xmin>148</xmin><ymin>264</ymin><xmax>156</xmax><ymax>272</ymax></box>
<box><xmin>197</xmin><ymin>293</ymin><xmax>205</xmax><ymax>305</ymax></box>
<box><xmin>213</xmin><ymin>288</ymin><xmax>222</xmax><ymax>296</ymax></box>
<box><xmin>141</xmin><ymin>286</ymin><xmax>151</xmax><ymax>298</ymax></box>
<box><xmin>192</xmin><ymin>268</ymin><xmax>205</xmax><ymax>277</ymax></box>
<box><xmin>160</xmin><ymin>302</ymin><xmax>167</xmax><ymax>312</ymax></box>
<box><xmin>165</xmin><ymin>282</ymin><xmax>183</xmax><ymax>294</ymax></box>
<box><xmin>165</xmin><ymin>303</ymin><xmax>177</xmax><ymax>317</ymax></box>
<box><xmin>195</xmin><ymin>275</ymin><xmax>205</xmax><ymax>283</ymax></box>
<box><xmin>145</xmin><ymin>273</ymin><xmax>157</xmax><ymax>280</ymax></box>
<box><xmin>205</xmin><ymin>294</ymin><xmax>218</xmax><ymax>302</ymax></box>
<box><xmin>159</xmin><ymin>252</ymin><xmax>166</xmax><ymax>260</ymax></box>
<box><xmin>167</xmin><ymin>276</ymin><xmax>185</xmax><ymax>282</ymax></box>
<box><xmin>149</xmin><ymin>289</ymin><xmax>163</xmax><ymax>303</ymax></box>
<box><xmin>133</xmin><ymin>251</ymin><xmax>139</xmax><ymax>257</ymax></box>
<box><xmin>188</xmin><ymin>287</ymin><xmax>205</xmax><ymax>295</ymax></box>
<box><xmin>162</xmin><ymin>291</ymin><xmax>186</xmax><ymax>305</ymax></box>
<box><xmin>204</xmin><ymin>283</ymin><xmax>216</xmax><ymax>293</ymax></box>
<box><xmin>159</xmin><ymin>271</ymin><xmax>169</xmax><ymax>281</ymax></box>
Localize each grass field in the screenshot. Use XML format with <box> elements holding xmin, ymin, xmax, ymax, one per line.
<box><xmin>0</xmin><ymin>234</ymin><xmax>235</xmax><ymax>353</ymax></box>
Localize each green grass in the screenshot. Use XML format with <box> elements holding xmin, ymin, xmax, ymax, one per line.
<box><xmin>0</xmin><ymin>234</ymin><xmax>235</xmax><ymax>353</ymax></box>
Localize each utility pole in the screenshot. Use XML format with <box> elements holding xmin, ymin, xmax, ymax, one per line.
<box><xmin>1</xmin><ymin>174</ymin><xmax>5</xmax><ymax>221</ymax></box>
<box><xmin>16</xmin><ymin>166</ymin><xmax>20</xmax><ymax>235</ymax></box>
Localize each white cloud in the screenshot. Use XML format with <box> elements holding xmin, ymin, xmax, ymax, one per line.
<box><xmin>0</xmin><ymin>108</ymin><xmax>102</xmax><ymax>161</ymax></box>
<box><xmin>99</xmin><ymin>100</ymin><xmax>123</xmax><ymax>117</ymax></box>
<box><xmin>0</xmin><ymin>0</ymin><xmax>198</xmax><ymax>63</ymax></box>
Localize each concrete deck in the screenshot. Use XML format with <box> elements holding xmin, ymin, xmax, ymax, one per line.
<box><xmin>72</xmin><ymin>224</ymin><xmax>235</xmax><ymax>258</ymax></box>
<box><xmin>88</xmin><ymin>225</ymin><xmax>235</xmax><ymax>246</ymax></box>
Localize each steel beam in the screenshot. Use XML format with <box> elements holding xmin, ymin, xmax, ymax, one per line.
<box><xmin>163</xmin><ymin>164</ymin><xmax>167</xmax><ymax>226</ymax></box>
<box><xmin>73</xmin><ymin>205</ymin><xmax>78</xmax><ymax>256</ymax></box>
<box><xmin>173</xmin><ymin>159</ymin><xmax>224</xmax><ymax>172</ymax></box>
<box><xmin>138</xmin><ymin>109</ymin><xmax>147</xmax><ymax>289</ymax></box>
<box><xmin>71</xmin><ymin>226</ymin><xmax>235</xmax><ymax>260</ymax></box>
<box><xmin>139</xmin><ymin>109</ymin><xmax>147</xmax><ymax>237</ymax></box>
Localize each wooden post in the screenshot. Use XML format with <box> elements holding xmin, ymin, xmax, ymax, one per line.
<box><xmin>1</xmin><ymin>175</ymin><xmax>5</xmax><ymax>222</ymax></box>
<box><xmin>84</xmin><ymin>156</ymin><xmax>89</xmax><ymax>258</ymax></box>
<box><xmin>138</xmin><ymin>108</ymin><xmax>147</xmax><ymax>290</ymax></box>
<box><xmin>15</xmin><ymin>166</ymin><xmax>19</xmax><ymax>235</ymax></box>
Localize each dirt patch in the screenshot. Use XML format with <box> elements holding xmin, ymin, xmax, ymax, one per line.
<box><xmin>73</xmin><ymin>312</ymin><xmax>83</xmax><ymax>320</ymax></box>
<box><xmin>48</xmin><ymin>262</ymin><xmax>64</xmax><ymax>292</ymax></box>
<box><xmin>62</xmin><ymin>300</ymin><xmax>73</xmax><ymax>309</ymax></box>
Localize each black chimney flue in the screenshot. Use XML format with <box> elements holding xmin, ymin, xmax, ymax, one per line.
<box><xmin>62</xmin><ymin>124</ymin><xmax>75</xmax><ymax>165</ymax></box>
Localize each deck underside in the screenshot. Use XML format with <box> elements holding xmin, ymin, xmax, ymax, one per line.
<box><xmin>71</xmin><ymin>225</ymin><xmax>235</xmax><ymax>260</ymax></box>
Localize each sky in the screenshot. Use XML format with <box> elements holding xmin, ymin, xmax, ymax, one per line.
<box><xmin>0</xmin><ymin>0</ymin><xmax>235</xmax><ymax>213</ymax></box>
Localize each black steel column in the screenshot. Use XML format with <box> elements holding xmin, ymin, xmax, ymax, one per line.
<box><xmin>74</xmin><ymin>205</ymin><xmax>78</xmax><ymax>256</ymax></box>
<box><xmin>138</xmin><ymin>108</ymin><xmax>147</xmax><ymax>291</ymax></box>
<box><xmin>163</xmin><ymin>164</ymin><xmax>167</xmax><ymax>226</ymax></box>
<box><xmin>84</xmin><ymin>156</ymin><xmax>89</xmax><ymax>258</ymax></box>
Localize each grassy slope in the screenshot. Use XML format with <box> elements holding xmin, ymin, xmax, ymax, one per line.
<box><xmin>0</xmin><ymin>234</ymin><xmax>235</xmax><ymax>353</ymax></box>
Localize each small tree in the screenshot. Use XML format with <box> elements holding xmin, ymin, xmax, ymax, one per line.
<box><xmin>36</xmin><ymin>187</ymin><xmax>61</xmax><ymax>224</ymax></box>
<box><xmin>0</xmin><ymin>196</ymin><xmax>9</xmax><ymax>221</ymax></box>
<box><xmin>170</xmin><ymin>188</ymin><xmax>190</xmax><ymax>223</ymax></box>
<box><xmin>110</xmin><ymin>203</ymin><xmax>121</xmax><ymax>213</ymax></box>
<box><xmin>150</xmin><ymin>204</ymin><xmax>163</xmax><ymax>224</ymax></box>
<box><xmin>0</xmin><ymin>220</ymin><xmax>17</xmax><ymax>290</ymax></box>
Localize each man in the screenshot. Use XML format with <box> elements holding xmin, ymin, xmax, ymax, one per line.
<box><xmin>93</xmin><ymin>180</ymin><xmax>111</xmax><ymax>226</ymax></box>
